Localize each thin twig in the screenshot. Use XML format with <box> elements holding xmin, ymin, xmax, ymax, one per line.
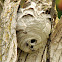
<box><xmin>0</xmin><ymin>1</ymin><xmax>3</xmax><ymax>7</ymax></box>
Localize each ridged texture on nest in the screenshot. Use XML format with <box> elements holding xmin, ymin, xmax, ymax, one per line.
<box><xmin>16</xmin><ymin>2</ymin><xmax>51</xmax><ymax>53</ymax></box>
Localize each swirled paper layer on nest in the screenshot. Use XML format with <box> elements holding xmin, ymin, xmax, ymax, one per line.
<box><xmin>16</xmin><ymin>2</ymin><xmax>51</xmax><ymax>53</ymax></box>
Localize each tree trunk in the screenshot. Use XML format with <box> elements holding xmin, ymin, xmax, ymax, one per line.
<box><xmin>0</xmin><ymin>0</ymin><xmax>62</xmax><ymax>62</ymax></box>
<box><xmin>50</xmin><ymin>16</ymin><xmax>62</xmax><ymax>62</ymax></box>
<box><xmin>0</xmin><ymin>0</ymin><xmax>4</xmax><ymax>62</ymax></box>
<box><xmin>1</xmin><ymin>0</ymin><xmax>21</xmax><ymax>62</ymax></box>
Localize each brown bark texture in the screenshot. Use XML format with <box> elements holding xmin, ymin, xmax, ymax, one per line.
<box><xmin>0</xmin><ymin>0</ymin><xmax>62</xmax><ymax>62</ymax></box>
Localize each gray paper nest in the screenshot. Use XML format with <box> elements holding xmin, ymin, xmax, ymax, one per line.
<box><xmin>16</xmin><ymin>2</ymin><xmax>51</xmax><ymax>53</ymax></box>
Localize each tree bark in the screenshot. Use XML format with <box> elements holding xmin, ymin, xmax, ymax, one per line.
<box><xmin>1</xmin><ymin>0</ymin><xmax>20</xmax><ymax>62</ymax></box>
<box><xmin>50</xmin><ymin>16</ymin><xmax>62</xmax><ymax>62</ymax></box>
<box><xmin>0</xmin><ymin>0</ymin><xmax>4</xmax><ymax>62</ymax></box>
<box><xmin>0</xmin><ymin>0</ymin><xmax>62</xmax><ymax>62</ymax></box>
